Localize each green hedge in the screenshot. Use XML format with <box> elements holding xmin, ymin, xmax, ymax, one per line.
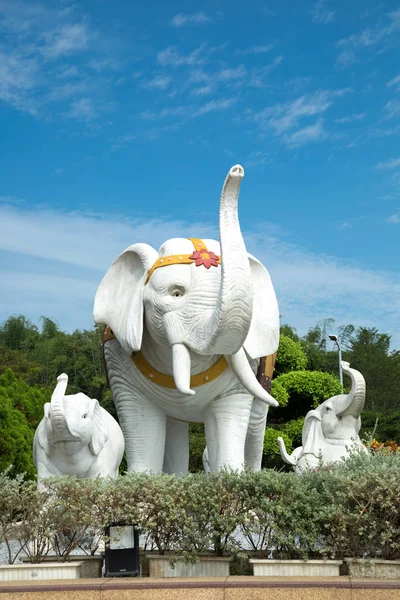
<box><xmin>2</xmin><ymin>450</ymin><xmax>400</xmax><ymax>564</ymax></box>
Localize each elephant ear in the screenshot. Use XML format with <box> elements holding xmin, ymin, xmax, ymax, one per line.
<box><xmin>88</xmin><ymin>399</ymin><xmax>108</xmax><ymax>456</ymax></box>
<box><xmin>94</xmin><ymin>243</ymin><xmax>158</xmax><ymax>353</ymax></box>
<box><xmin>302</xmin><ymin>413</ymin><xmax>325</xmax><ymax>457</ymax></box>
<box><xmin>244</xmin><ymin>254</ymin><xmax>280</xmax><ymax>360</ymax></box>
<box><xmin>36</xmin><ymin>404</ymin><xmax>53</xmax><ymax>456</ymax></box>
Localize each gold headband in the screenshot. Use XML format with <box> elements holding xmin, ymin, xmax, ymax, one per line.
<box><xmin>144</xmin><ymin>238</ymin><xmax>221</xmax><ymax>285</ymax></box>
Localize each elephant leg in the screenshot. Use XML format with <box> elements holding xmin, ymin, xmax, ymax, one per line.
<box><xmin>204</xmin><ymin>392</ymin><xmax>252</xmax><ymax>472</ymax></box>
<box><xmin>163</xmin><ymin>418</ymin><xmax>189</xmax><ymax>476</ymax></box>
<box><xmin>112</xmin><ymin>386</ymin><xmax>166</xmax><ymax>473</ymax></box>
<box><xmin>244</xmin><ymin>398</ymin><xmax>269</xmax><ymax>470</ymax></box>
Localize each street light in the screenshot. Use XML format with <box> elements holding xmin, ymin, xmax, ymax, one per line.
<box><xmin>329</xmin><ymin>334</ymin><xmax>343</xmax><ymax>389</ymax></box>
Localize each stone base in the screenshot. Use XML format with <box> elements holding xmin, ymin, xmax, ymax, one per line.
<box><xmin>0</xmin><ymin>561</ymin><xmax>83</xmax><ymax>581</ymax></box>
<box><xmin>345</xmin><ymin>559</ymin><xmax>400</xmax><ymax>579</ymax></box>
<box><xmin>147</xmin><ymin>554</ymin><xmax>231</xmax><ymax>578</ymax></box>
<box><xmin>22</xmin><ymin>555</ymin><xmax>103</xmax><ymax>579</ymax></box>
<box><xmin>250</xmin><ymin>559</ymin><xmax>342</xmax><ymax>577</ymax></box>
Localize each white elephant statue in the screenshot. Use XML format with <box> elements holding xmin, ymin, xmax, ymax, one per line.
<box><xmin>278</xmin><ymin>361</ymin><xmax>367</xmax><ymax>474</ymax></box>
<box><xmin>33</xmin><ymin>373</ymin><xmax>125</xmax><ymax>486</ymax></box>
<box><xmin>94</xmin><ymin>164</ymin><xmax>280</xmax><ymax>475</ymax></box>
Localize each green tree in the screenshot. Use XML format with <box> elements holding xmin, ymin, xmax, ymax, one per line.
<box><xmin>0</xmin><ymin>369</ymin><xmax>50</xmax><ymax>478</ymax></box>
<box><xmin>349</xmin><ymin>327</ymin><xmax>400</xmax><ymax>412</ymax></box>
<box><xmin>0</xmin><ymin>315</ymin><xmax>39</xmax><ymax>351</ymax></box>
<box><xmin>271</xmin><ymin>370</ymin><xmax>342</xmax><ymax>422</ymax></box>
<box><xmin>274</xmin><ymin>334</ymin><xmax>307</xmax><ymax>376</ymax></box>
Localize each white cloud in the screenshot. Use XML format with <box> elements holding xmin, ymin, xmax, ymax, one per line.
<box><xmin>140</xmin><ymin>97</ymin><xmax>236</xmax><ymax>121</ymax></box>
<box><xmin>217</xmin><ymin>65</ymin><xmax>247</xmax><ymax>82</ymax></box>
<box><xmin>186</xmin><ymin>64</ymin><xmax>249</xmax><ymax>95</ymax></box>
<box><xmin>190</xmin><ymin>85</ymin><xmax>213</xmax><ymax>97</ymax></box>
<box><xmin>336</xmin><ymin>9</ymin><xmax>400</xmax><ymax>67</ymax></box>
<box><xmin>376</xmin><ymin>158</ymin><xmax>400</xmax><ymax>169</ymax></box>
<box><xmin>387</xmin><ymin>213</ymin><xmax>400</xmax><ymax>223</ymax></box>
<box><xmin>64</xmin><ymin>97</ymin><xmax>97</xmax><ymax>121</ymax></box>
<box><xmin>387</xmin><ymin>74</ymin><xmax>400</xmax><ymax>89</ymax></box>
<box><xmin>111</xmin><ymin>134</ymin><xmax>137</xmax><ymax>152</ymax></box>
<box><xmin>283</xmin><ymin>119</ymin><xmax>327</xmax><ymax>147</ymax></box>
<box><xmin>285</xmin><ymin>76</ymin><xmax>312</xmax><ymax>93</ymax></box>
<box><xmin>245</xmin><ymin>151</ymin><xmax>271</xmax><ymax>168</ymax></box>
<box><xmin>153</xmin><ymin>46</ymin><xmax>281</xmax><ymax>101</ymax></box>
<box><xmin>336</xmin><ymin>50</ymin><xmax>357</xmax><ymax>69</ymax></box>
<box><xmin>157</xmin><ymin>45</ymin><xmax>205</xmax><ymax>67</ymax></box>
<box><xmin>370</xmin><ymin>123</ymin><xmax>400</xmax><ymax>137</ymax></box>
<box><xmin>1</xmin><ymin>204</ymin><xmax>399</xmax><ymax>348</ymax></box>
<box><xmin>311</xmin><ymin>0</ymin><xmax>335</xmax><ymax>24</ymax></box>
<box><xmin>144</xmin><ymin>75</ymin><xmax>172</xmax><ymax>90</ymax></box>
<box><xmin>236</xmin><ymin>45</ymin><xmax>274</xmax><ymax>55</ymax></box>
<box><xmin>338</xmin><ymin>222</ymin><xmax>353</xmax><ymax>229</ymax></box>
<box><xmin>0</xmin><ymin>1</ymin><xmax>116</xmax><ymax>122</ymax></box>
<box><xmin>251</xmin><ymin>88</ymin><xmax>349</xmax><ymax>145</ymax></box>
<box><xmin>336</xmin><ymin>112</ymin><xmax>367</xmax><ymax>123</ymax></box>
<box><xmin>87</xmin><ymin>58</ymin><xmax>122</xmax><ymax>72</ymax></box>
<box><xmin>0</xmin><ymin>0</ymin><xmax>49</xmax><ymax>33</ymax></box>
<box><xmin>48</xmin><ymin>81</ymin><xmax>89</xmax><ymax>101</ymax></box>
<box><xmin>41</xmin><ymin>23</ymin><xmax>89</xmax><ymax>59</ymax></box>
<box><xmin>385</xmin><ymin>100</ymin><xmax>400</xmax><ymax>119</ymax></box>
<box><xmin>0</xmin><ymin>51</ymin><xmax>38</xmax><ymax>114</ymax></box>
<box><xmin>170</xmin><ymin>12</ymin><xmax>210</xmax><ymax>28</ymax></box>
<box><xmin>193</xmin><ymin>98</ymin><xmax>236</xmax><ymax>116</ymax></box>
<box><xmin>57</xmin><ymin>65</ymin><xmax>80</xmax><ymax>79</ymax></box>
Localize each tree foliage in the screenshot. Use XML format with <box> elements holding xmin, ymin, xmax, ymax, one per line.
<box><xmin>0</xmin><ymin>369</ymin><xmax>50</xmax><ymax>479</ymax></box>
<box><xmin>274</xmin><ymin>334</ymin><xmax>307</xmax><ymax>376</ymax></box>
<box><xmin>271</xmin><ymin>370</ymin><xmax>342</xmax><ymax>422</ymax></box>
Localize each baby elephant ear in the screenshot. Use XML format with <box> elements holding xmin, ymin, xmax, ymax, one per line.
<box><xmin>88</xmin><ymin>399</ymin><xmax>108</xmax><ymax>456</ymax></box>
<box><xmin>244</xmin><ymin>254</ymin><xmax>280</xmax><ymax>360</ymax></box>
<box><xmin>36</xmin><ymin>404</ymin><xmax>53</xmax><ymax>456</ymax></box>
<box><xmin>94</xmin><ymin>243</ymin><xmax>158</xmax><ymax>353</ymax></box>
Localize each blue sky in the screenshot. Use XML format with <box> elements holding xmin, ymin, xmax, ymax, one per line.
<box><xmin>0</xmin><ymin>0</ymin><xmax>399</xmax><ymax>349</ymax></box>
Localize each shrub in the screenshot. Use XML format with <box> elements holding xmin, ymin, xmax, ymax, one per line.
<box><xmin>0</xmin><ymin>471</ymin><xmax>107</xmax><ymax>563</ymax></box>
<box><xmin>321</xmin><ymin>450</ymin><xmax>400</xmax><ymax>560</ymax></box>
<box><xmin>280</xmin><ymin>418</ymin><xmax>305</xmax><ymax>448</ymax></box>
<box><xmin>2</xmin><ymin>451</ymin><xmax>400</xmax><ymax>566</ymax></box>
<box><xmin>238</xmin><ymin>468</ymin><xmax>337</xmax><ymax>559</ymax></box>
<box><xmin>272</xmin><ymin>370</ymin><xmax>342</xmax><ymax>421</ymax></box>
<box><xmin>275</xmin><ymin>334</ymin><xmax>308</xmax><ymax>376</ymax></box>
<box><xmin>262</xmin><ymin>429</ymin><xmax>292</xmax><ymax>469</ymax></box>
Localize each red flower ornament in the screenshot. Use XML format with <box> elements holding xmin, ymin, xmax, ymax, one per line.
<box><xmin>189</xmin><ymin>249</ymin><xmax>220</xmax><ymax>269</ymax></box>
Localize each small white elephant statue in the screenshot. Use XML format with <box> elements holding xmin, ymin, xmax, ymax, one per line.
<box><xmin>278</xmin><ymin>361</ymin><xmax>367</xmax><ymax>474</ymax></box>
<box><xmin>94</xmin><ymin>164</ymin><xmax>280</xmax><ymax>475</ymax></box>
<box><xmin>33</xmin><ymin>373</ymin><xmax>125</xmax><ymax>486</ymax></box>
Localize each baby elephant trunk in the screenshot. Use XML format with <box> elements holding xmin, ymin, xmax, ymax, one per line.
<box><xmin>50</xmin><ymin>373</ymin><xmax>73</xmax><ymax>442</ymax></box>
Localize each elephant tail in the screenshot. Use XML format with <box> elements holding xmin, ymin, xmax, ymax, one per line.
<box><xmin>277</xmin><ymin>436</ymin><xmax>297</xmax><ymax>466</ymax></box>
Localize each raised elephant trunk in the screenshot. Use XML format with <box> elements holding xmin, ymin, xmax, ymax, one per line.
<box><xmin>50</xmin><ymin>373</ymin><xmax>71</xmax><ymax>441</ymax></box>
<box><xmin>194</xmin><ymin>165</ymin><xmax>253</xmax><ymax>356</ymax></box>
<box><xmin>336</xmin><ymin>361</ymin><xmax>366</xmax><ymax>418</ymax></box>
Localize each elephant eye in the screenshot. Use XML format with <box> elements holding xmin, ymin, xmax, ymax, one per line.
<box><xmin>169</xmin><ymin>286</ymin><xmax>185</xmax><ymax>298</ymax></box>
<box><xmin>82</xmin><ymin>413</ymin><xmax>88</xmax><ymax>419</ymax></box>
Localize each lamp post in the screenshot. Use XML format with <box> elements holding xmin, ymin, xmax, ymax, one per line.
<box><xmin>329</xmin><ymin>334</ymin><xmax>343</xmax><ymax>389</ymax></box>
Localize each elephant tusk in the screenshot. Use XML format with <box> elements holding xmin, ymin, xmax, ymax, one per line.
<box><xmin>228</xmin><ymin>348</ymin><xmax>279</xmax><ymax>407</ymax></box>
<box><xmin>172</xmin><ymin>343</ymin><xmax>195</xmax><ymax>396</ymax></box>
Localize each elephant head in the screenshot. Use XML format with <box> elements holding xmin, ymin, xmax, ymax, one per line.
<box><xmin>39</xmin><ymin>373</ymin><xmax>108</xmax><ymax>456</ymax></box>
<box><xmin>94</xmin><ymin>165</ymin><xmax>280</xmax><ymax>405</ymax></box>
<box><xmin>313</xmin><ymin>361</ymin><xmax>365</xmax><ymax>442</ymax></box>
<box><xmin>278</xmin><ymin>362</ymin><xmax>366</xmax><ymax>471</ymax></box>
